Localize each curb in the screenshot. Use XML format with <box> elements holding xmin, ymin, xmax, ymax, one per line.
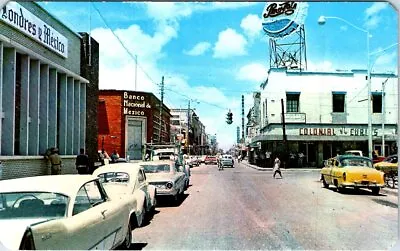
<box><xmin>241</xmin><ymin>161</ymin><xmax>320</xmax><ymax>171</ymax></box>
<box><xmin>381</xmin><ymin>187</ymin><xmax>398</xmax><ymax>196</ymax></box>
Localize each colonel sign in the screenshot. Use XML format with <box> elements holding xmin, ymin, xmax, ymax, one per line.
<box><xmin>261</xmin><ymin>1</ymin><xmax>308</xmax><ymax>39</ymax></box>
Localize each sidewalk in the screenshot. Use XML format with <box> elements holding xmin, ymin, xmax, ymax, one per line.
<box><xmin>241</xmin><ymin>160</ymin><xmax>398</xmax><ymax>196</ymax></box>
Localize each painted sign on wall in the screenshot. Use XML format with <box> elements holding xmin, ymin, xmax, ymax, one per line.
<box><xmin>122</xmin><ymin>91</ymin><xmax>152</xmax><ymax>116</ymax></box>
<box><xmin>1</xmin><ymin>2</ymin><xmax>68</xmax><ymax>58</ymax></box>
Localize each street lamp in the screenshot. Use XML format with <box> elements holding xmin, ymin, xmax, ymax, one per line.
<box><xmin>318</xmin><ymin>16</ymin><xmax>373</xmax><ymax>159</ymax></box>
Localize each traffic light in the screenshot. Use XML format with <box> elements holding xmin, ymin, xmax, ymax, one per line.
<box><xmin>226</xmin><ymin>111</ymin><xmax>233</xmax><ymax>124</ymax></box>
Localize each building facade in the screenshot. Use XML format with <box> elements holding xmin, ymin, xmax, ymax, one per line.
<box><xmin>0</xmin><ymin>2</ymin><xmax>99</xmax><ymax>179</ymax></box>
<box><xmin>98</xmin><ymin>90</ymin><xmax>171</xmax><ymax>160</ymax></box>
<box><xmin>251</xmin><ymin>68</ymin><xmax>398</xmax><ymax>167</ymax></box>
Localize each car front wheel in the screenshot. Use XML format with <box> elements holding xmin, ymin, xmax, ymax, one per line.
<box><xmin>119</xmin><ymin>222</ymin><xmax>132</xmax><ymax>249</ymax></box>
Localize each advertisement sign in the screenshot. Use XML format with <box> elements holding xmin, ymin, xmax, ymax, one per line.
<box><xmin>261</xmin><ymin>1</ymin><xmax>308</xmax><ymax>39</ymax></box>
<box><xmin>1</xmin><ymin>2</ymin><xmax>68</xmax><ymax>58</ymax></box>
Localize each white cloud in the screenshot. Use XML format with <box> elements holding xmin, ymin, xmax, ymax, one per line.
<box><xmin>340</xmin><ymin>25</ymin><xmax>348</xmax><ymax>31</ymax></box>
<box><xmin>213</xmin><ymin>28</ymin><xmax>248</xmax><ymax>59</ymax></box>
<box><xmin>364</xmin><ymin>2</ymin><xmax>388</xmax><ymax>29</ymax></box>
<box><xmin>236</xmin><ymin>63</ymin><xmax>268</xmax><ymax>83</ymax></box>
<box><xmin>184</xmin><ymin>42</ymin><xmax>211</xmax><ymax>56</ymax></box>
<box><xmin>307</xmin><ymin>61</ymin><xmax>335</xmax><ymax>72</ymax></box>
<box><xmin>374</xmin><ymin>51</ymin><xmax>397</xmax><ymax>68</ymax></box>
<box><xmin>240</xmin><ymin>14</ymin><xmax>262</xmax><ymax>39</ymax></box>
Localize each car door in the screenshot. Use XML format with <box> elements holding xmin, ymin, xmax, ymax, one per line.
<box><xmin>137</xmin><ymin>169</ymin><xmax>151</xmax><ymax>209</ymax></box>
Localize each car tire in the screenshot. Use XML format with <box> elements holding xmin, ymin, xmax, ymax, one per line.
<box><xmin>337</xmin><ymin>186</ymin><xmax>346</xmax><ymax>193</ymax></box>
<box><xmin>371</xmin><ymin>187</ymin><xmax>380</xmax><ymax>195</ymax></box>
<box><xmin>137</xmin><ymin>206</ymin><xmax>146</xmax><ymax>227</ymax></box>
<box><xmin>321</xmin><ymin>176</ymin><xmax>329</xmax><ymax>188</ymax></box>
<box><xmin>119</xmin><ymin>222</ymin><xmax>132</xmax><ymax>249</ymax></box>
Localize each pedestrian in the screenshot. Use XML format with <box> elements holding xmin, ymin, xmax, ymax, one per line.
<box><xmin>48</xmin><ymin>147</ymin><xmax>62</xmax><ymax>175</ymax></box>
<box><xmin>273</xmin><ymin>156</ymin><xmax>282</xmax><ymax>179</ymax></box>
<box><xmin>76</xmin><ymin>148</ymin><xmax>89</xmax><ymax>174</ymax></box>
<box><xmin>145</xmin><ymin>152</ymin><xmax>150</xmax><ymax>161</ymax></box>
<box><xmin>111</xmin><ymin>149</ymin><xmax>119</xmax><ymax>163</ymax></box>
<box><xmin>265</xmin><ymin>151</ymin><xmax>271</xmax><ymax>167</ymax></box>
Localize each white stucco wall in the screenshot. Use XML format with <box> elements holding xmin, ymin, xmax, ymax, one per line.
<box><xmin>260</xmin><ymin>69</ymin><xmax>398</xmax><ymax>126</ymax></box>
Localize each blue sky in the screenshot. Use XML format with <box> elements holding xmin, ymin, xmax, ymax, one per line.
<box><xmin>39</xmin><ymin>1</ymin><xmax>398</xmax><ymax>150</ymax></box>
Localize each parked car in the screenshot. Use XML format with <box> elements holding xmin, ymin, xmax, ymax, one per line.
<box><xmin>93</xmin><ymin>163</ymin><xmax>157</xmax><ymax>227</ymax></box>
<box><xmin>138</xmin><ymin>160</ymin><xmax>187</xmax><ymax>203</ymax></box>
<box><xmin>344</xmin><ymin>150</ymin><xmax>385</xmax><ymax>164</ymax></box>
<box><xmin>374</xmin><ymin>155</ymin><xmax>398</xmax><ymax>187</ymax></box>
<box><xmin>204</xmin><ymin>156</ymin><xmax>218</xmax><ymax>165</ymax></box>
<box><xmin>220</xmin><ymin>154</ymin><xmax>234</xmax><ymax>168</ymax></box>
<box><xmin>320</xmin><ymin>155</ymin><xmax>385</xmax><ymax>195</ymax></box>
<box><xmin>187</xmin><ymin>156</ymin><xmax>200</xmax><ymax>167</ymax></box>
<box><xmin>0</xmin><ymin>175</ymin><xmax>135</xmax><ymax>250</ymax></box>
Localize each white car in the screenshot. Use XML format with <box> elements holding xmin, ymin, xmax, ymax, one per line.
<box><xmin>93</xmin><ymin>163</ymin><xmax>157</xmax><ymax>227</ymax></box>
<box><xmin>138</xmin><ymin>160</ymin><xmax>187</xmax><ymax>203</ymax></box>
<box><xmin>0</xmin><ymin>175</ymin><xmax>135</xmax><ymax>250</ymax></box>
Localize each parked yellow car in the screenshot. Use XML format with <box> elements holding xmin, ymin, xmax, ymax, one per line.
<box><xmin>320</xmin><ymin>155</ymin><xmax>385</xmax><ymax>195</ymax></box>
<box><xmin>373</xmin><ymin>155</ymin><xmax>398</xmax><ymax>175</ymax></box>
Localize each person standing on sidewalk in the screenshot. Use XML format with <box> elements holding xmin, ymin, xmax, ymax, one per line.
<box><xmin>49</xmin><ymin>148</ymin><xmax>62</xmax><ymax>175</ymax></box>
<box><xmin>76</xmin><ymin>148</ymin><xmax>89</xmax><ymax>174</ymax></box>
<box><xmin>273</xmin><ymin>156</ymin><xmax>282</xmax><ymax>179</ymax></box>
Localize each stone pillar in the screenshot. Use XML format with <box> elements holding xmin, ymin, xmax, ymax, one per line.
<box><xmin>74</xmin><ymin>80</ymin><xmax>81</xmax><ymax>153</ymax></box>
<box><xmin>67</xmin><ymin>77</ymin><xmax>74</xmax><ymax>155</ymax></box>
<box><xmin>0</xmin><ymin>42</ymin><xmax>2</xmax><ymax>154</ymax></box>
<box><xmin>317</xmin><ymin>142</ymin><xmax>324</xmax><ymax>168</ymax></box>
<box><xmin>58</xmin><ymin>73</ymin><xmax>67</xmax><ymax>155</ymax></box>
<box><xmin>48</xmin><ymin>69</ymin><xmax>58</xmax><ymax>149</ymax></box>
<box><xmin>19</xmin><ymin>55</ymin><xmax>30</xmax><ymax>155</ymax></box>
<box><xmin>39</xmin><ymin>64</ymin><xmax>49</xmax><ymax>155</ymax></box>
<box><xmin>2</xmin><ymin>48</ymin><xmax>16</xmax><ymax>155</ymax></box>
<box><xmin>28</xmin><ymin>60</ymin><xmax>40</xmax><ymax>155</ymax></box>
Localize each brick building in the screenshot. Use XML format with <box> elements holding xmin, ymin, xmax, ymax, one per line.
<box><xmin>98</xmin><ymin>90</ymin><xmax>171</xmax><ymax>160</ymax></box>
<box><xmin>0</xmin><ymin>2</ymin><xmax>99</xmax><ymax>180</ymax></box>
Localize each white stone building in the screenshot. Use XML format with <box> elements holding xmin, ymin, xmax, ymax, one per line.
<box><xmin>251</xmin><ymin>68</ymin><xmax>398</xmax><ymax>167</ymax></box>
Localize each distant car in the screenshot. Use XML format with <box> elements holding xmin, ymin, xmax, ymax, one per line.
<box><xmin>93</xmin><ymin>163</ymin><xmax>157</xmax><ymax>227</ymax></box>
<box><xmin>139</xmin><ymin>160</ymin><xmax>187</xmax><ymax>203</ymax></box>
<box><xmin>0</xmin><ymin>175</ymin><xmax>134</xmax><ymax>250</ymax></box>
<box><xmin>373</xmin><ymin>155</ymin><xmax>398</xmax><ymax>182</ymax></box>
<box><xmin>188</xmin><ymin>156</ymin><xmax>200</xmax><ymax>167</ymax></box>
<box><xmin>320</xmin><ymin>155</ymin><xmax>385</xmax><ymax>195</ymax></box>
<box><xmin>220</xmin><ymin>155</ymin><xmax>234</xmax><ymax>168</ymax></box>
<box><xmin>204</xmin><ymin>156</ymin><xmax>218</xmax><ymax>165</ymax></box>
<box><xmin>152</xmin><ymin>148</ymin><xmax>176</xmax><ymax>160</ymax></box>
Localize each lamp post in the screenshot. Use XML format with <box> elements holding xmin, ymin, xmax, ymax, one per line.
<box><xmin>381</xmin><ymin>79</ymin><xmax>388</xmax><ymax>156</ymax></box>
<box><xmin>318</xmin><ymin>16</ymin><xmax>373</xmax><ymax>159</ymax></box>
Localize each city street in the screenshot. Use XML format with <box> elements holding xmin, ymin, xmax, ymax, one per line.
<box><xmin>132</xmin><ymin>162</ymin><xmax>398</xmax><ymax>250</ymax></box>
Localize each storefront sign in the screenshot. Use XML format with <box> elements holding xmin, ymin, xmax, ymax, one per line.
<box><xmin>122</xmin><ymin>92</ymin><xmax>151</xmax><ymax>116</ymax></box>
<box><xmin>1</xmin><ymin>2</ymin><xmax>68</xmax><ymax>58</ymax></box>
<box><xmin>285</xmin><ymin>113</ymin><xmax>306</xmax><ymax>123</ymax></box>
<box><xmin>261</xmin><ymin>1</ymin><xmax>308</xmax><ymax>39</ymax></box>
<box><xmin>299</xmin><ymin>127</ymin><xmax>378</xmax><ymax>137</ymax></box>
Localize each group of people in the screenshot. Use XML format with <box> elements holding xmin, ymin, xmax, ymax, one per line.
<box><xmin>45</xmin><ymin>147</ymin><xmax>121</xmax><ymax>175</ymax></box>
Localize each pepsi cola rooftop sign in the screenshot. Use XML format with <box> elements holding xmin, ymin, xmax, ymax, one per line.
<box><xmin>262</xmin><ymin>1</ymin><xmax>308</xmax><ymax>39</ymax></box>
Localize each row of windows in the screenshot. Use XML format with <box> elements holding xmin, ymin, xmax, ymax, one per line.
<box><xmin>286</xmin><ymin>93</ymin><xmax>383</xmax><ymax>113</ymax></box>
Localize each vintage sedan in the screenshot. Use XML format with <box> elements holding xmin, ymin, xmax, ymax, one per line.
<box><xmin>93</xmin><ymin>163</ymin><xmax>157</xmax><ymax>227</ymax></box>
<box><xmin>138</xmin><ymin>160</ymin><xmax>187</xmax><ymax>203</ymax></box>
<box><xmin>0</xmin><ymin>175</ymin><xmax>135</xmax><ymax>250</ymax></box>
<box><xmin>320</xmin><ymin>155</ymin><xmax>385</xmax><ymax>195</ymax></box>
<box><xmin>220</xmin><ymin>154</ymin><xmax>234</xmax><ymax>168</ymax></box>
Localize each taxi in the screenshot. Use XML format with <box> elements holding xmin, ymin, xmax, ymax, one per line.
<box><xmin>320</xmin><ymin>155</ymin><xmax>385</xmax><ymax>195</ymax></box>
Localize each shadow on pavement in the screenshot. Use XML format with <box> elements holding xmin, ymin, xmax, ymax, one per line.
<box><xmin>129</xmin><ymin>242</ymin><xmax>148</xmax><ymax>250</ymax></box>
<box><xmin>371</xmin><ymin>198</ymin><xmax>398</xmax><ymax>208</ymax></box>
<box><xmin>323</xmin><ymin>186</ymin><xmax>387</xmax><ymax>196</ymax></box>
<box><xmin>156</xmin><ymin>193</ymin><xmax>189</xmax><ymax>207</ymax></box>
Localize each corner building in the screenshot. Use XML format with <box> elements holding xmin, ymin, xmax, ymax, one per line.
<box><xmin>0</xmin><ymin>2</ymin><xmax>99</xmax><ymax>179</ymax></box>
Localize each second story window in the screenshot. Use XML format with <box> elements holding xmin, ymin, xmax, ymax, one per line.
<box><xmin>372</xmin><ymin>93</ymin><xmax>382</xmax><ymax>113</ymax></box>
<box><xmin>286</xmin><ymin>93</ymin><xmax>300</xmax><ymax>112</ymax></box>
<box><xmin>332</xmin><ymin>92</ymin><xmax>345</xmax><ymax>113</ymax></box>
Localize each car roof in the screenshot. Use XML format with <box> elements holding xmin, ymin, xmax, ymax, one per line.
<box><xmin>92</xmin><ymin>163</ymin><xmax>142</xmax><ymax>179</ymax></box>
<box><xmin>137</xmin><ymin>160</ymin><xmax>173</xmax><ymax>165</ymax></box>
<box><xmin>0</xmin><ymin>175</ymin><xmax>97</xmax><ymax>197</ymax></box>
<box><xmin>337</xmin><ymin>155</ymin><xmax>371</xmax><ymax>161</ymax></box>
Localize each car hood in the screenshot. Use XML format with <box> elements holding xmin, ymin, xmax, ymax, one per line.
<box><xmin>0</xmin><ymin>218</ymin><xmax>49</xmax><ymax>250</ymax></box>
<box><xmin>146</xmin><ymin>173</ymin><xmax>178</xmax><ymax>182</ymax></box>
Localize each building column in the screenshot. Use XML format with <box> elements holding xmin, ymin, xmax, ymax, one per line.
<box><xmin>28</xmin><ymin>59</ymin><xmax>40</xmax><ymax>155</ymax></box>
<box><xmin>67</xmin><ymin>77</ymin><xmax>74</xmax><ymax>155</ymax></box>
<box><xmin>39</xmin><ymin>64</ymin><xmax>49</xmax><ymax>154</ymax></box>
<box><xmin>317</xmin><ymin>142</ymin><xmax>324</xmax><ymax>168</ymax></box>
<box><xmin>48</xmin><ymin>69</ymin><xmax>57</xmax><ymax>149</ymax></box>
<box><xmin>2</xmin><ymin>47</ymin><xmax>16</xmax><ymax>156</ymax></box>
<box><xmin>74</xmin><ymin>80</ymin><xmax>81</xmax><ymax>153</ymax></box>
<box><xmin>0</xmin><ymin>42</ymin><xmax>2</xmax><ymax>154</ymax></box>
<box><xmin>19</xmin><ymin>55</ymin><xmax>30</xmax><ymax>155</ymax></box>
<box><xmin>58</xmin><ymin>73</ymin><xmax>67</xmax><ymax>155</ymax></box>
<box><xmin>80</xmin><ymin>83</ymin><xmax>86</xmax><ymax>151</ymax></box>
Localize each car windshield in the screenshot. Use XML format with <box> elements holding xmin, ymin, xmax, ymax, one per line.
<box><xmin>0</xmin><ymin>192</ymin><xmax>68</xmax><ymax>219</ymax></box>
<box><xmin>340</xmin><ymin>158</ymin><xmax>373</xmax><ymax>168</ymax></box>
<box><xmin>141</xmin><ymin>164</ymin><xmax>171</xmax><ymax>173</ymax></box>
<box><xmin>98</xmin><ymin>172</ymin><xmax>130</xmax><ymax>183</ymax></box>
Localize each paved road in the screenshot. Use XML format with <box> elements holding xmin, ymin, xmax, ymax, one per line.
<box><xmin>131</xmin><ymin>162</ymin><xmax>398</xmax><ymax>250</ymax></box>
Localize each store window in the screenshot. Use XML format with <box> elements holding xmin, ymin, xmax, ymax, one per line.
<box><xmin>332</xmin><ymin>92</ymin><xmax>345</xmax><ymax>113</ymax></box>
<box><xmin>372</xmin><ymin>93</ymin><xmax>382</xmax><ymax>113</ymax></box>
<box><xmin>286</xmin><ymin>93</ymin><xmax>300</xmax><ymax>112</ymax></box>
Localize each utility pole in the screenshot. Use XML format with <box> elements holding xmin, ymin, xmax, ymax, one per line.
<box><xmin>381</xmin><ymin>78</ymin><xmax>388</xmax><ymax>156</ymax></box>
<box><xmin>281</xmin><ymin>98</ymin><xmax>287</xmax><ymax>150</ymax></box>
<box><xmin>186</xmin><ymin>100</ymin><xmax>191</xmax><ymax>155</ymax></box>
<box><xmin>241</xmin><ymin>95</ymin><xmax>245</xmax><ymax>141</ymax></box>
<box><xmin>158</xmin><ymin>76</ymin><xmax>164</xmax><ymax>143</ymax></box>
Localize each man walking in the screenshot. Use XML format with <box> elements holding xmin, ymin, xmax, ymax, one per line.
<box><xmin>273</xmin><ymin>156</ymin><xmax>282</xmax><ymax>179</ymax></box>
<box><xmin>76</xmin><ymin>148</ymin><xmax>89</xmax><ymax>174</ymax></box>
<box><xmin>49</xmin><ymin>148</ymin><xmax>62</xmax><ymax>175</ymax></box>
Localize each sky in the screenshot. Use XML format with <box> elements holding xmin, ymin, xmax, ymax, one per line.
<box><xmin>38</xmin><ymin>1</ymin><xmax>399</xmax><ymax>151</ymax></box>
